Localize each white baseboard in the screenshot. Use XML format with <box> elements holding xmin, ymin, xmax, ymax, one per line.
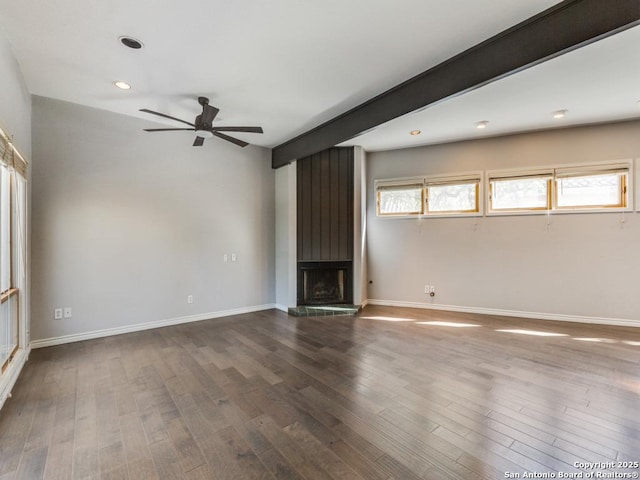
<box><xmin>0</xmin><ymin>347</ymin><xmax>30</xmax><ymax>411</ymax></box>
<box><xmin>30</xmin><ymin>304</ymin><xmax>277</xmax><ymax>349</ymax></box>
<box><xmin>366</xmin><ymin>299</ymin><xmax>640</xmax><ymax>328</ymax></box>
<box><xmin>31</xmin><ymin>298</ymin><xmax>636</xmax><ymax>352</ymax></box>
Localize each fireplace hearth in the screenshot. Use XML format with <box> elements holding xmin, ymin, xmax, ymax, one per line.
<box><xmin>297</xmin><ymin>261</ymin><xmax>352</xmax><ymax>306</ymax></box>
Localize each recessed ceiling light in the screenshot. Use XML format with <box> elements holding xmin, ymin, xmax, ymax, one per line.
<box><xmin>119</xmin><ymin>36</ymin><xmax>144</xmax><ymax>49</ymax></box>
<box><xmin>553</xmin><ymin>109</ymin><xmax>567</xmax><ymax>119</ymax></box>
<box><xmin>410</xmin><ymin>130</ymin><xmax>421</xmax><ymax>136</ymax></box>
<box><xmin>476</xmin><ymin>121</ymin><xmax>488</xmax><ymax>129</ymax></box>
<box><xmin>114</xmin><ymin>81</ymin><xmax>131</xmax><ymax>90</ymax></box>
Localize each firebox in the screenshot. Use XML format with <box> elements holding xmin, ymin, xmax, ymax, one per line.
<box><xmin>297</xmin><ymin>261</ymin><xmax>352</xmax><ymax>306</ymax></box>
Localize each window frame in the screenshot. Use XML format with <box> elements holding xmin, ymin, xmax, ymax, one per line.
<box><xmin>375</xmin><ymin>178</ymin><xmax>425</xmax><ymax>217</ymax></box>
<box><xmin>0</xmin><ymin>128</ymin><xmax>28</xmax><ymax>375</ymax></box>
<box><xmin>374</xmin><ymin>173</ymin><xmax>483</xmax><ymax>218</ymax></box>
<box><xmin>553</xmin><ymin>165</ymin><xmax>629</xmax><ymax>211</ymax></box>
<box><xmin>487</xmin><ymin>160</ymin><xmax>633</xmax><ymax>216</ymax></box>
<box><xmin>423</xmin><ymin>173</ymin><xmax>483</xmax><ymax>217</ymax></box>
<box><xmin>487</xmin><ymin>169</ymin><xmax>554</xmax><ymax>215</ymax></box>
<box><xmin>374</xmin><ymin>160</ymin><xmax>633</xmax><ymax>219</ymax></box>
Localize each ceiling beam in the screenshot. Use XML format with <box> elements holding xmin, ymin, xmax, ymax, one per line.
<box><xmin>272</xmin><ymin>0</ymin><xmax>640</xmax><ymax>168</ymax></box>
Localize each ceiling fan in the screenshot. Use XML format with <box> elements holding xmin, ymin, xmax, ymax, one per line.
<box><xmin>140</xmin><ymin>97</ymin><xmax>263</xmax><ymax>147</ymax></box>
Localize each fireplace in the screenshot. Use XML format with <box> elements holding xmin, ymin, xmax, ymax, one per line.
<box><xmin>297</xmin><ymin>261</ymin><xmax>352</xmax><ymax>305</ymax></box>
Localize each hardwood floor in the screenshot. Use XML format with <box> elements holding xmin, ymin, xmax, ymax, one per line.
<box><xmin>1</xmin><ymin>306</ymin><xmax>639</xmax><ymax>479</ymax></box>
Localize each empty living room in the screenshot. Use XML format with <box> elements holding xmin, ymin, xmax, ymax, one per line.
<box><xmin>1</xmin><ymin>1</ymin><xmax>639</xmax><ymax>479</ymax></box>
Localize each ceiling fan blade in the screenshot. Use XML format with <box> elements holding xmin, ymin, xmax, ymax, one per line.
<box><xmin>193</xmin><ymin>136</ymin><xmax>205</xmax><ymax>147</ymax></box>
<box><xmin>201</xmin><ymin>105</ymin><xmax>220</xmax><ymax>127</ymax></box>
<box><xmin>213</xmin><ymin>132</ymin><xmax>249</xmax><ymax>148</ymax></box>
<box><xmin>143</xmin><ymin>128</ymin><xmax>195</xmax><ymax>132</ymax></box>
<box><xmin>139</xmin><ymin>109</ymin><xmax>195</xmax><ymax>127</ymax></box>
<box><xmin>211</xmin><ymin>126</ymin><xmax>263</xmax><ymax>134</ymax></box>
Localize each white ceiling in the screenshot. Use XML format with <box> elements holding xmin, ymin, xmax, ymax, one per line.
<box><xmin>342</xmin><ymin>25</ymin><xmax>640</xmax><ymax>151</ymax></box>
<box><xmin>0</xmin><ymin>0</ymin><xmax>638</xmax><ymax>152</ymax></box>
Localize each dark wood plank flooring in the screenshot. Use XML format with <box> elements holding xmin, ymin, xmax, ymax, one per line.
<box><xmin>1</xmin><ymin>306</ymin><xmax>639</xmax><ymax>479</ymax></box>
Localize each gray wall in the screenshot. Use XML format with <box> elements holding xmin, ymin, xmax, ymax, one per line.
<box><xmin>353</xmin><ymin>146</ymin><xmax>367</xmax><ymax>306</ymax></box>
<box><xmin>275</xmin><ymin>164</ymin><xmax>296</xmax><ymax>310</ymax></box>
<box><xmin>31</xmin><ymin>96</ymin><xmax>275</xmax><ymax>342</ymax></box>
<box><xmin>366</xmin><ymin>120</ymin><xmax>640</xmax><ymax>323</ymax></box>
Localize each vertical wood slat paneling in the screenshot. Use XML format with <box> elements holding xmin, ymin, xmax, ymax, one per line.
<box><xmin>297</xmin><ymin>158</ymin><xmax>312</xmax><ymax>261</ymax></box>
<box><xmin>311</xmin><ymin>153</ymin><xmax>322</xmax><ymax>260</ymax></box>
<box><xmin>329</xmin><ymin>149</ymin><xmax>340</xmax><ymax>260</ymax></box>
<box><xmin>297</xmin><ymin>147</ymin><xmax>354</xmax><ymax>262</ymax></box>
<box><xmin>296</xmin><ymin>159</ymin><xmax>302</xmax><ymax>261</ymax></box>
<box><xmin>320</xmin><ymin>152</ymin><xmax>331</xmax><ymax>260</ymax></box>
<box><xmin>336</xmin><ymin>148</ymin><xmax>345</xmax><ymax>261</ymax></box>
<box><xmin>341</xmin><ymin>148</ymin><xmax>354</xmax><ymax>261</ymax></box>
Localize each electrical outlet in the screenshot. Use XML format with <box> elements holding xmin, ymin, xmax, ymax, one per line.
<box><xmin>424</xmin><ymin>285</ymin><xmax>429</xmax><ymax>294</ymax></box>
<box><xmin>430</xmin><ymin>286</ymin><xmax>435</xmax><ymax>294</ymax></box>
<box><xmin>54</xmin><ymin>308</ymin><xmax>63</xmax><ymax>320</ymax></box>
<box><xmin>187</xmin><ymin>295</ymin><xmax>193</xmax><ymax>304</ymax></box>
<box><xmin>223</xmin><ymin>254</ymin><xmax>228</xmax><ymax>262</ymax></box>
<box><xmin>231</xmin><ymin>253</ymin><xmax>237</xmax><ymax>262</ymax></box>
<box><xmin>63</xmin><ymin>307</ymin><xmax>72</xmax><ymax>318</ymax></box>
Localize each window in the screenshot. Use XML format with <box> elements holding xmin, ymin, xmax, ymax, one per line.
<box><xmin>426</xmin><ymin>176</ymin><xmax>480</xmax><ymax>214</ymax></box>
<box><xmin>0</xmin><ymin>168</ymin><xmax>10</xmax><ymax>291</ymax></box>
<box><xmin>376</xmin><ymin>181</ymin><xmax>424</xmax><ymax>216</ymax></box>
<box><xmin>0</xmin><ymin>130</ymin><xmax>27</xmax><ymax>375</ymax></box>
<box><xmin>488</xmin><ymin>162</ymin><xmax>631</xmax><ymax>214</ymax></box>
<box><xmin>376</xmin><ymin>174</ymin><xmax>482</xmax><ymax>217</ymax></box>
<box><xmin>376</xmin><ymin>161</ymin><xmax>631</xmax><ymax>219</ymax></box>
<box><xmin>489</xmin><ymin>172</ymin><xmax>552</xmax><ymax>212</ymax></box>
<box><xmin>554</xmin><ymin>167</ymin><xmax>628</xmax><ymax>209</ymax></box>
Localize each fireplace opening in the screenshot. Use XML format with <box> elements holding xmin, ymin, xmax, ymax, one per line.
<box><xmin>304</xmin><ymin>269</ymin><xmax>344</xmax><ymax>303</ymax></box>
<box><xmin>297</xmin><ymin>261</ymin><xmax>352</xmax><ymax>306</ymax></box>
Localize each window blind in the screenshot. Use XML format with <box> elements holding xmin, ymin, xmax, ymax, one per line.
<box><xmin>488</xmin><ymin>170</ymin><xmax>554</xmax><ymax>182</ymax></box>
<box><xmin>375</xmin><ymin>178</ymin><xmax>424</xmax><ymax>191</ymax></box>
<box><xmin>0</xmin><ymin>127</ymin><xmax>27</xmax><ymax>177</ymax></box>
<box><xmin>426</xmin><ymin>178</ymin><xmax>479</xmax><ymax>187</ymax></box>
<box><xmin>554</xmin><ymin>164</ymin><xmax>629</xmax><ymax>179</ymax></box>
